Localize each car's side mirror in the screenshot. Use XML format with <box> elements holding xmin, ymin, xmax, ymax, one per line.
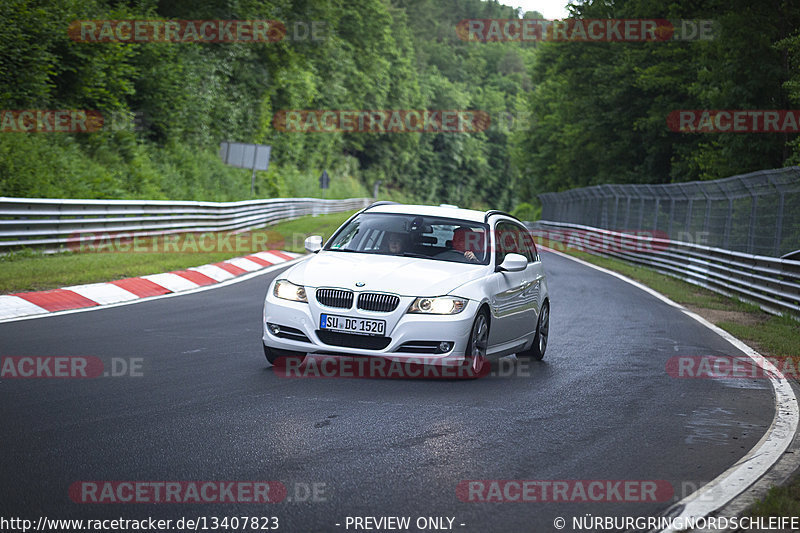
<box><xmin>496</xmin><ymin>253</ymin><xmax>527</xmax><ymax>272</ymax></box>
<box><xmin>305</xmin><ymin>235</ymin><xmax>323</xmax><ymax>253</ymax></box>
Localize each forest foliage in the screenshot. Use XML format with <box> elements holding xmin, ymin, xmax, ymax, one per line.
<box><xmin>1</xmin><ymin>0</ymin><xmax>798</xmax><ymax>208</ymax></box>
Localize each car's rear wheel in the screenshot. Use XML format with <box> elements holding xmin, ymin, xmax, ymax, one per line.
<box><xmin>463</xmin><ymin>310</ymin><xmax>489</xmax><ymax>378</ymax></box>
<box><xmin>518</xmin><ymin>302</ymin><xmax>549</xmax><ymax>361</ymax></box>
<box><xmin>263</xmin><ymin>344</ymin><xmax>306</xmax><ymax>367</ymax></box>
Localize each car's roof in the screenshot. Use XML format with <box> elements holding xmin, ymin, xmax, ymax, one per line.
<box><xmin>364</xmin><ymin>203</ymin><xmax>494</xmax><ymax>223</ymax></box>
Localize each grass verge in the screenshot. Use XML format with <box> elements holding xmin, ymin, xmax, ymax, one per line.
<box><xmin>0</xmin><ymin>210</ymin><xmax>356</xmax><ymax>293</ymax></box>
<box><xmin>552</xmin><ymin>247</ymin><xmax>800</xmax><ymax>518</ymax></box>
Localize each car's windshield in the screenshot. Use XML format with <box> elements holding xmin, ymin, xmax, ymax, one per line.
<box><xmin>325</xmin><ymin>213</ymin><xmax>490</xmax><ymax>265</ymax></box>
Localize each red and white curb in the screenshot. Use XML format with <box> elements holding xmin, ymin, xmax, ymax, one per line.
<box><xmin>0</xmin><ymin>250</ymin><xmax>300</xmax><ymax>321</ymax></box>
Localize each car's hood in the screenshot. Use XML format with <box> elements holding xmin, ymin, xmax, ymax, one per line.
<box><xmin>286</xmin><ymin>251</ymin><xmax>487</xmax><ymax>297</ymax></box>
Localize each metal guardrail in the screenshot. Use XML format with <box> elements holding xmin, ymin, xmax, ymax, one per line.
<box><xmin>0</xmin><ymin>196</ymin><xmax>371</xmax><ymax>252</ymax></box>
<box><xmin>529</xmin><ymin>220</ymin><xmax>800</xmax><ymax>317</ymax></box>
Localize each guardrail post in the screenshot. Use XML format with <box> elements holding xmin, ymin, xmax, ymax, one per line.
<box><xmin>699</xmin><ymin>183</ymin><xmax>711</xmax><ymax>235</ymax></box>
<box><xmin>768</xmin><ymin>174</ymin><xmax>785</xmax><ymax>257</ymax></box>
<box><xmin>685</xmin><ymin>198</ymin><xmax>693</xmax><ymax>235</ymax></box>
<box><xmin>723</xmin><ymin>197</ymin><xmax>733</xmax><ymax>250</ymax></box>
<box><xmin>623</xmin><ymin>194</ymin><xmax>632</xmax><ymax>229</ymax></box>
<box><xmin>739</xmin><ymin>178</ymin><xmax>759</xmax><ymax>254</ymax></box>
<box><xmin>636</xmin><ymin>186</ymin><xmax>646</xmax><ymax>230</ymax></box>
<box><xmin>667</xmin><ymin>197</ymin><xmax>675</xmax><ymax>238</ymax></box>
<box><xmin>652</xmin><ymin>196</ymin><xmax>659</xmax><ymax>231</ymax></box>
<box><xmin>748</xmin><ymin>195</ymin><xmax>757</xmax><ymax>255</ymax></box>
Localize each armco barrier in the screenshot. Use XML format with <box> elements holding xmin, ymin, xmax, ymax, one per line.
<box><xmin>529</xmin><ymin>220</ymin><xmax>800</xmax><ymax>317</ymax></box>
<box><xmin>0</xmin><ymin>197</ymin><xmax>370</xmax><ymax>252</ymax></box>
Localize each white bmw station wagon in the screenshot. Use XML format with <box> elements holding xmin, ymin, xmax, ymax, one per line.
<box><xmin>262</xmin><ymin>203</ymin><xmax>549</xmax><ymax>376</ymax></box>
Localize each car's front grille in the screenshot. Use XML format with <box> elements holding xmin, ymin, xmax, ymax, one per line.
<box><xmin>357</xmin><ymin>292</ymin><xmax>400</xmax><ymax>312</ymax></box>
<box><xmin>316</xmin><ymin>330</ymin><xmax>391</xmax><ymax>350</ymax></box>
<box><xmin>316</xmin><ymin>288</ymin><xmax>354</xmax><ymax>309</ymax></box>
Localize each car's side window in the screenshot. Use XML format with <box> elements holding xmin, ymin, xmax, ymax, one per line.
<box><xmin>529</xmin><ymin>234</ymin><xmax>539</xmax><ymax>261</ymax></box>
<box><xmin>493</xmin><ymin>223</ymin><xmax>503</xmax><ymax>266</ymax></box>
<box><xmin>494</xmin><ymin>221</ymin><xmax>538</xmax><ymax>265</ymax></box>
<box><xmin>513</xmin><ymin>223</ymin><xmax>535</xmax><ymax>262</ymax></box>
<box><xmin>495</xmin><ymin>222</ymin><xmax>516</xmax><ymax>266</ymax></box>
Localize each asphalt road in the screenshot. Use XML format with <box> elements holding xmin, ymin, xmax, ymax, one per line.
<box><xmin>0</xmin><ymin>252</ymin><xmax>775</xmax><ymax>533</ymax></box>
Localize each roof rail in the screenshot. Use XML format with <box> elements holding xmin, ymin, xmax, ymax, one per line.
<box><xmin>484</xmin><ymin>210</ymin><xmax>519</xmax><ymax>223</ymax></box>
<box><xmin>364</xmin><ymin>201</ymin><xmax>400</xmax><ymax>211</ymax></box>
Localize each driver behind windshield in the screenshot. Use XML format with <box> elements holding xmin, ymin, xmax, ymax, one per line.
<box><xmin>452</xmin><ymin>227</ymin><xmax>484</xmax><ymax>263</ymax></box>
<box><xmin>386</xmin><ymin>232</ymin><xmax>406</xmax><ymax>254</ymax></box>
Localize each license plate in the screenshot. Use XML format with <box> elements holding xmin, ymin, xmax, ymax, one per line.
<box><xmin>319</xmin><ymin>314</ymin><xmax>386</xmax><ymax>336</ymax></box>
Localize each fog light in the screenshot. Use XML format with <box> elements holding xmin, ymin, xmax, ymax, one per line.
<box><xmin>268</xmin><ymin>323</ymin><xmax>281</xmax><ymax>335</ymax></box>
<box><xmin>437</xmin><ymin>342</ymin><xmax>453</xmax><ymax>353</ymax></box>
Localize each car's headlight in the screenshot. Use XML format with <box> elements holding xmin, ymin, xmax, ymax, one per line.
<box><xmin>273</xmin><ymin>279</ymin><xmax>308</xmax><ymax>303</ymax></box>
<box><xmin>408</xmin><ymin>296</ymin><xmax>467</xmax><ymax>315</ymax></box>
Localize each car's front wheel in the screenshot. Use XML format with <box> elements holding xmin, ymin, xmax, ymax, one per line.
<box><xmin>463</xmin><ymin>309</ymin><xmax>489</xmax><ymax>378</ymax></box>
<box><xmin>263</xmin><ymin>344</ymin><xmax>306</xmax><ymax>367</ymax></box>
<box><xmin>517</xmin><ymin>302</ymin><xmax>549</xmax><ymax>361</ymax></box>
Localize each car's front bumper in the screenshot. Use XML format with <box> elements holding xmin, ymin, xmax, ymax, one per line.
<box><xmin>262</xmin><ymin>288</ymin><xmax>479</xmax><ymax>366</ymax></box>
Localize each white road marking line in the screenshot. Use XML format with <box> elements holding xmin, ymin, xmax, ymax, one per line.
<box><xmin>540</xmin><ymin>245</ymin><xmax>799</xmax><ymax>530</ymax></box>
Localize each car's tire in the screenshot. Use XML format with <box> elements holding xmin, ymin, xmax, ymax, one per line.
<box><xmin>462</xmin><ymin>309</ymin><xmax>490</xmax><ymax>378</ymax></box>
<box><xmin>518</xmin><ymin>302</ymin><xmax>549</xmax><ymax>361</ymax></box>
<box><xmin>263</xmin><ymin>344</ymin><xmax>306</xmax><ymax>367</ymax></box>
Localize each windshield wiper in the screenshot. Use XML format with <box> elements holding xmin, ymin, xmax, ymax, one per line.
<box><xmin>398</xmin><ymin>252</ymin><xmax>432</xmax><ymax>259</ymax></box>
